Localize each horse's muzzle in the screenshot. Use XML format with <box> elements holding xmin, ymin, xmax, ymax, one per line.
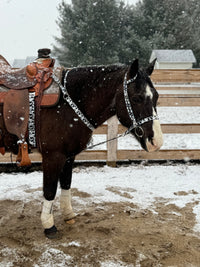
<box><xmin>146</xmin><ymin>138</ymin><xmax>163</xmax><ymax>152</ymax></box>
<box><xmin>145</xmin><ymin>120</ymin><xmax>163</xmax><ymax>152</ymax></box>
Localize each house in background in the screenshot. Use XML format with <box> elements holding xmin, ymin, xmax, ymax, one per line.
<box><xmin>150</xmin><ymin>50</ymin><xmax>196</xmax><ymax>69</ymax></box>
<box><xmin>12</xmin><ymin>56</ymin><xmax>60</xmax><ymax>68</ymax></box>
<box><xmin>12</xmin><ymin>56</ymin><xmax>36</xmax><ymax>68</ymax></box>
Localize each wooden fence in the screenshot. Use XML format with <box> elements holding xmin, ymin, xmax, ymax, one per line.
<box><xmin>0</xmin><ymin>69</ymin><xmax>200</xmax><ymax>165</ymax></box>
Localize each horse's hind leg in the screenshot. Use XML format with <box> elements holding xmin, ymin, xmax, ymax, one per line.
<box><xmin>41</xmin><ymin>152</ymin><xmax>66</xmax><ymax>238</ymax></box>
<box><xmin>59</xmin><ymin>157</ymin><xmax>76</xmax><ymax>222</ymax></box>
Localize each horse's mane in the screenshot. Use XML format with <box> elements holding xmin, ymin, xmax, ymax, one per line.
<box><xmin>61</xmin><ymin>64</ymin><xmax>128</xmax><ymax>95</ymax></box>
<box><xmin>62</xmin><ymin>64</ymin><xmax>127</xmax><ymax>81</ymax></box>
<box><xmin>71</xmin><ymin>63</ymin><xmax>126</xmax><ymax>73</ymax></box>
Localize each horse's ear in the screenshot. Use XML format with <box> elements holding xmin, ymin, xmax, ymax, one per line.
<box><xmin>146</xmin><ymin>58</ymin><xmax>157</xmax><ymax>76</ymax></box>
<box><xmin>129</xmin><ymin>59</ymin><xmax>139</xmax><ymax>78</ymax></box>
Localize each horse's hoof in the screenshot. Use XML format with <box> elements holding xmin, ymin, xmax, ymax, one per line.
<box><xmin>44</xmin><ymin>225</ymin><xmax>62</xmax><ymax>239</ymax></box>
<box><xmin>66</xmin><ymin>218</ymin><xmax>75</xmax><ymax>225</ymax></box>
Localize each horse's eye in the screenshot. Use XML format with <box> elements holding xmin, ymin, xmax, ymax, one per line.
<box><xmin>132</xmin><ymin>95</ymin><xmax>144</xmax><ymax>104</ymax></box>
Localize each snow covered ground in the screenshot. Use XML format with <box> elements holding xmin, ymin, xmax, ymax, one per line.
<box><xmin>0</xmin><ymin>105</ymin><xmax>200</xmax><ymax>266</ymax></box>
<box><xmin>0</xmin><ymin>106</ymin><xmax>200</xmax><ymax>222</ymax></box>
<box><xmin>1</xmin><ymin>163</ymin><xmax>200</xmax><ymax>232</ymax></box>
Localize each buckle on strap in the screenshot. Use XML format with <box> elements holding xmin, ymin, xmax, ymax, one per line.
<box><xmin>124</xmin><ymin>115</ymin><xmax>159</xmax><ymax>137</ymax></box>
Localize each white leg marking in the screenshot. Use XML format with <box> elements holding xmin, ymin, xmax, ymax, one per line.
<box><xmin>60</xmin><ymin>189</ymin><xmax>75</xmax><ymax>220</ymax></box>
<box><xmin>41</xmin><ymin>199</ymin><xmax>54</xmax><ymax>229</ymax></box>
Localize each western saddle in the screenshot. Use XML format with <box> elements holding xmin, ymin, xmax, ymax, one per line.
<box><xmin>0</xmin><ymin>48</ymin><xmax>58</xmax><ymax>166</ymax></box>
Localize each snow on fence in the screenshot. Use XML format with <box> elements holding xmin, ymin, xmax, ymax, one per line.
<box><xmin>0</xmin><ymin>69</ymin><xmax>200</xmax><ymax>166</ymax></box>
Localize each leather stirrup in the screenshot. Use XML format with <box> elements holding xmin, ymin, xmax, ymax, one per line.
<box><xmin>16</xmin><ymin>142</ymin><xmax>31</xmax><ymax>167</ymax></box>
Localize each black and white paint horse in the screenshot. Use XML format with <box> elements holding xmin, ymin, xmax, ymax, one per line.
<box><xmin>0</xmin><ymin>59</ymin><xmax>163</xmax><ymax>238</ymax></box>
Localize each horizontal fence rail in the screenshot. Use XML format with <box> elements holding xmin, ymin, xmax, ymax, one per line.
<box><xmin>0</xmin><ymin>69</ymin><xmax>200</xmax><ymax>166</ymax></box>
<box><xmin>151</xmin><ymin>69</ymin><xmax>200</xmax><ymax>83</ymax></box>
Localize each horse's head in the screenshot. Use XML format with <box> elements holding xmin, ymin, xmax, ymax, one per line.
<box><xmin>116</xmin><ymin>59</ymin><xmax>163</xmax><ymax>152</ymax></box>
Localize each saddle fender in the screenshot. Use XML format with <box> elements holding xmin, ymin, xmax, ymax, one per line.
<box><xmin>3</xmin><ymin>89</ymin><xmax>29</xmax><ymax>139</ymax></box>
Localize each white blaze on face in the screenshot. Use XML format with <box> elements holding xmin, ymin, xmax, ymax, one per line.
<box><xmin>145</xmin><ymin>85</ymin><xmax>153</xmax><ymax>100</ymax></box>
<box><xmin>146</xmin><ymin>109</ymin><xmax>163</xmax><ymax>152</ymax></box>
<box><xmin>144</xmin><ymin>85</ymin><xmax>163</xmax><ymax>152</ymax></box>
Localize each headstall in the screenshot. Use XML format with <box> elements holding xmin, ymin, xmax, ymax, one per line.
<box><xmin>123</xmin><ymin>72</ymin><xmax>159</xmax><ymax>138</ymax></box>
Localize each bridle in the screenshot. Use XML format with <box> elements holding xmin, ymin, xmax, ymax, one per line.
<box><xmin>123</xmin><ymin>72</ymin><xmax>159</xmax><ymax>138</ymax></box>
<box><xmin>52</xmin><ymin>68</ymin><xmax>159</xmax><ymax>144</ymax></box>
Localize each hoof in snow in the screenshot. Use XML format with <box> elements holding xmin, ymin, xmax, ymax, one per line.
<box><xmin>44</xmin><ymin>225</ymin><xmax>61</xmax><ymax>239</ymax></box>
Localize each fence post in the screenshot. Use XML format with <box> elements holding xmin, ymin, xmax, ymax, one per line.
<box><xmin>107</xmin><ymin>116</ymin><xmax>118</xmax><ymax>167</ymax></box>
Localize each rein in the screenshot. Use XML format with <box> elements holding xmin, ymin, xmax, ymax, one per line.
<box><xmin>52</xmin><ymin>69</ymin><xmax>159</xmax><ymax>149</ymax></box>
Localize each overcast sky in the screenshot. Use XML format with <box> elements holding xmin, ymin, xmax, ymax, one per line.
<box><xmin>0</xmin><ymin>0</ymin><xmax>138</xmax><ymax>64</ymax></box>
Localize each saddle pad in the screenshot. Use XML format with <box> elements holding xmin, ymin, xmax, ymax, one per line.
<box><xmin>41</xmin><ymin>79</ymin><xmax>60</xmax><ymax>107</ymax></box>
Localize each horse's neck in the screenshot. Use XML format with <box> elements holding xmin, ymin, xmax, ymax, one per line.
<box><xmin>92</xmin><ymin>89</ymin><xmax>116</xmax><ymax>126</ymax></box>
<box><xmin>76</xmin><ymin>68</ymin><xmax>124</xmax><ymax>127</ymax></box>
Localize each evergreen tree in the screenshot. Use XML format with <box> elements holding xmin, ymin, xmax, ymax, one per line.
<box><xmin>53</xmin><ymin>0</ymin><xmax>200</xmax><ymax>67</ymax></box>
<box><xmin>133</xmin><ymin>0</ymin><xmax>200</xmax><ymax>66</ymax></box>
<box><xmin>54</xmin><ymin>0</ymin><xmax>126</xmax><ymax>66</ymax></box>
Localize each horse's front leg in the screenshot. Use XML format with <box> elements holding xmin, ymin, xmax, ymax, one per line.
<box><xmin>41</xmin><ymin>152</ymin><xmax>66</xmax><ymax>239</ymax></box>
<box><xmin>59</xmin><ymin>157</ymin><xmax>75</xmax><ymax>223</ymax></box>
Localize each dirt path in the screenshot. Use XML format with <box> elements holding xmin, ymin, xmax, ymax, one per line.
<box><xmin>1</xmin><ymin>187</ymin><xmax>200</xmax><ymax>266</ymax></box>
